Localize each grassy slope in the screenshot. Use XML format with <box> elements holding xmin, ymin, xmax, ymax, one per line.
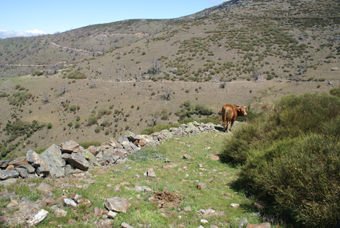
<box><xmin>0</xmin><ymin>131</ymin><xmax>279</xmax><ymax>228</ymax></box>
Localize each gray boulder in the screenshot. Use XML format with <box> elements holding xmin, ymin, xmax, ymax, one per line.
<box><xmin>39</xmin><ymin>144</ymin><xmax>66</xmax><ymax>178</ymax></box>
<box><xmin>59</xmin><ymin>140</ymin><xmax>82</xmax><ymax>153</ymax></box>
<box><xmin>15</xmin><ymin>167</ymin><xmax>28</xmax><ymax>178</ymax></box>
<box><xmin>26</xmin><ymin>150</ymin><xmax>42</xmax><ymax>167</ymax></box>
<box><xmin>62</xmin><ymin>152</ymin><xmax>89</xmax><ymax>171</ymax></box>
<box><xmin>0</xmin><ymin>160</ymin><xmax>10</xmax><ymax>169</ymax></box>
<box><xmin>0</xmin><ymin>170</ymin><xmax>19</xmax><ymax>180</ymax></box>
<box><xmin>104</xmin><ymin>197</ymin><xmax>130</xmax><ymax>213</ymax></box>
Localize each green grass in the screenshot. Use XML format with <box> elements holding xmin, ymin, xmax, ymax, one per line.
<box><xmin>1</xmin><ymin>131</ymin><xmax>272</xmax><ymax>228</ymax></box>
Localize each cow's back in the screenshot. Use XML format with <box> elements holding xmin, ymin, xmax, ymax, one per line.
<box><xmin>222</xmin><ymin>104</ymin><xmax>235</xmax><ymax>122</ymax></box>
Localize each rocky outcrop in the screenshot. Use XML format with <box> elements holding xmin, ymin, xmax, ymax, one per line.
<box><xmin>0</xmin><ymin>122</ymin><xmax>222</xmax><ymax>181</ymax></box>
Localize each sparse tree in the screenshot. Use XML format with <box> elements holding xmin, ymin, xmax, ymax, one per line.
<box><xmin>42</xmin><ymin>91</ymin><xmax>49</xmax><ymax>103</ymax></box>
<box><xmin>251</xmin><ymin>68</ymin><xmax>260</xmax><ymax>81</ymax></box>
<box><xmin>150</xmin><ymin>58</ymin><xmax>161</xmax><ymax>74</ymax></box>
<box><xmin>149</xmin><ymin>111</ymin><xmax>161</xmax><ymax>126</ymax></box>
<box><xmin>162</xmin><ymin>86</ymin><xmax>172</xmax><ymax>100</ymax></box>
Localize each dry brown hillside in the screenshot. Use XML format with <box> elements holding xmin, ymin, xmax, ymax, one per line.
<box><xmin>0</xmin><ymin>0</ymin><xmax>339</xmax><ymax>159</ymax></box>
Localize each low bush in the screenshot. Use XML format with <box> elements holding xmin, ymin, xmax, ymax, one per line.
<box><xmin>219</xmin><ymin>93</ymin><xmax>340</xmax><ymax>227</ymax></box>
<box><xmin>87</xmin><ymin>116</ymin><xmax>98</xmax><ymax>126</ymax></box>
<box><xmin>67</xmin><ymin>71</ymin><xmax>87</xmax><ymax>79</ymax></box>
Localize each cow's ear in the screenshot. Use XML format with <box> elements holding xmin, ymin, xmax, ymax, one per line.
<box><xmin>244</xmin><ymin>106</ymin><xmax>247</xmax><ymax>110</ymax></box>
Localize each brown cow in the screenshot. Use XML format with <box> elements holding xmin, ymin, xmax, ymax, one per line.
<box><xmin>221</xmin><ymin>104</ymin><xmax>247</xmax><ymax>132</ymax></box>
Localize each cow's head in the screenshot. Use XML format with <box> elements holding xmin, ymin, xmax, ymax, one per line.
<box><xmin>237</xmin><ymin>106</ymin><xmax>247</xmax><ymax>116</ymax></box>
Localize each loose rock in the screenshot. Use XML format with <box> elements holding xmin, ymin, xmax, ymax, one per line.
<box><xmin>26</xmin><ymin>209</ymin><xmax>48</xmax><ymax>227</ymax></box>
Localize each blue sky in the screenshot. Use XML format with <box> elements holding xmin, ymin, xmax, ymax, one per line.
<box><xmin>0</xmin><ymin>0</ymin><xmax>226</xmax><ymax>39</ymax></box>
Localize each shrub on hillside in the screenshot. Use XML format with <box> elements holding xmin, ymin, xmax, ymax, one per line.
<box><xmin>240</xmin><ymin>134</ymin><xmax>340</xmax><ymax>228</ymax></box>
<box><xmin>67</xmin><ymin>71</ymin><xmax>87</xmax><ymax>79</ymax></box>
<box><xmin>87</xmin><ymin>116</ymin><xmax>98</xmax><ymax>126</ymax></box>
<box><xmin>219</xmin><ymin>93</ymin><xmax>340</xmax><ymax>227</ymax></box>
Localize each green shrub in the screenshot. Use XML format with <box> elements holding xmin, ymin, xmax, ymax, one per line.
<box><xmin>7</xmin><ymin>91</ymin><xmax>32</xmax><ymax>106</ymax></box>
<box><xmin>97</xmin><ymin>108</ymin><xmax>112</xmax><ymax>119</ymax></box>
<box><xmin>240</xmin><ymin>134</ymin><xmax>340</xmax><ymax>228</ymax></box>
<box><xmin>330</xmin><ymin>85</ymin><xmax>340</xmax><ymax>97</ymax></box>
<box><xmin>31</xmin><ymin>70</ymin><xmax>44</xmax><ymax>76</ymax></box>
<box><xmin>94</xmin><ymin>126</ymin><xmax>101</xmax><ymax>133</ymax></box>
<box><xmin>220</xmin><ymin>93</ymin><xmax>340</xmax><ymax>227</ymax></box>
<box><xmin>87</xmin><ymin>116</ymin><xmax>98</xmax><ymax>126</ymax></box>
<box><xmin>47</xmin><ymin>123</ymin><xmax>52</xmax><ymax>129</ymax></box>
<box><xmin>67</xmin><ymin>71</ymin><xmax>87</xmax><ymax>79</ymax></box>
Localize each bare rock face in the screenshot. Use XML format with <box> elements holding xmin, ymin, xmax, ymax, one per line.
<box><xmin>104</xmin><ymin>197</ymin><xmax>130</xmax><ymax>213</ymax></box>
<box><xmin>26</xmin><ymin>209</ymin><xmax>49</xmax><ymax>227</ymax></box>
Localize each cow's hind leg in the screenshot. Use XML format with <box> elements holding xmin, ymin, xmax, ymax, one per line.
<box><xmin>230</xmin><ymin>120</ymin><xmax>235</xmax><ymax>132</ymax></box>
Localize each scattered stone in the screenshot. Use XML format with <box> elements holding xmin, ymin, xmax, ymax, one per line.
<box><xmin>206</xmin><ymin>154</ymin><xmax>220</xmax><ymax>161</ymax></box>
<box><xmin>165</xmin><ymin>158</ymin><xmax>171</xmax><ymax>163</ymax></box>
<box><xmin>70</xmin><ymin>194</ymin><xmax>91</xmax><ymax>207</ymax></box>
<box><xmin>149</xmin><ymin>189</ymin><xmax>182</xmax><ymax>209</ymax></box>
<box><xmin>183</xmin><ymin>154</ymin><xmax>192</xmax><ymax>160</ymax></box>
<box><xmin>133</xmin><ymin>186</ymin><xmax>153</xmax><ymax>192</ymax></box>
<box><xmin>44</xmin><ymin>197</ymin><xmax>57</xmax><ymax>206</ymax></box>
<box><xmin>164</xmin><ymin>164</ymin><xmax>177</xmax><ymax>169</ymax></box>
<box><xmin>121</xmin><ymin>222</ymin><xmax>134</xmax><ymax>228</ymax></box>
<box><xmin>54</xmin><ymin>208</ymin><xmax>67</xmax><ymax>217</ymax></box>
<box><xmin>95</xmin><ymin>218</ymin><xmax>113</xmax><ymax>227</ymax></box>
<box><xmin>230</xmin><ymin>203</ymin><xmax>240</xmax><ymax>209</ymax></box>
<box><xmin>147</xmin><ymin>168</ymin><xmax>156</xmax><ymax>177</ymax></box>
<box><xmin>104</xmin><ymin>197</ymin><xmax>130</xmax><ymax>213</ymax></box>
<box><xmin>26</xmin><ymin>209</ymin><xmax>48</xmax><ymax>227</ymax></box>
<box><xmin>246</xmin><ymin>223</ymin><xmax>271</xmax><ymax>228</ymax></box>
<box><xmin>331</xmin><ymin>67</ymin><xmax>338</xmax><ymax>71</ymax></box>
<box><xmin>37</xmin><ymin>182</ymin><xmax>53</xmax><ymax>192</ymax></box>
<box><xmin>107</xmin><ymin>211</ymin><xmax>118</xmax><ymax>219</ymax></box>
<box><xmin>7</xmin><ymin>200</ymin><xmax>18</xmax><ymax>208</ymax></box>
<box><xmin>239</xmin><ymin>217</ymin><xmax>248</xmax><ymax>227</ymax></box>
<box><xmin>114</xmin><ymin>184</ymin><xmax>122</xmax><ymax>192</ymax></box>
<box><xmin>207</xmin><ymin>178</ymin><xmax>213</xmax><ymax>183</ymax></box>
<box><xmin>197</xmin><ymin>182</ymin><xmax>207</xmax><ymax>190</ymax></box>
<box><xmin>63</xmin><ymin>198</ymin><xmax>77</xmax><ymax>208</ymax></box>
<box><xmin>94</xmin><ymin>207</ymin><xmax>103</xmax><ymax>218</ymax></box>
<box><xmin>201</xmin><ymin>219</ymin><xmax>209</xmax><ymax>224</ymax></box>
<box><xmin>184</xmin><ymin>206</ymin><xmax>192</xmax><ymax>212</ymax></box>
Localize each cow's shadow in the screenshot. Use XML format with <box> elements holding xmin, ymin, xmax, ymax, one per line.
<box><xmin>214</xmin><ymin>125</ymin><xmax>224</xmax><ymax>132</ymax></box>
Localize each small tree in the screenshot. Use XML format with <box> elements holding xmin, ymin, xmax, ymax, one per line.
<box><xmin>162</xmin><ymin>86</ymin><xmax>172</xmax><ymax>100</ymax></box>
